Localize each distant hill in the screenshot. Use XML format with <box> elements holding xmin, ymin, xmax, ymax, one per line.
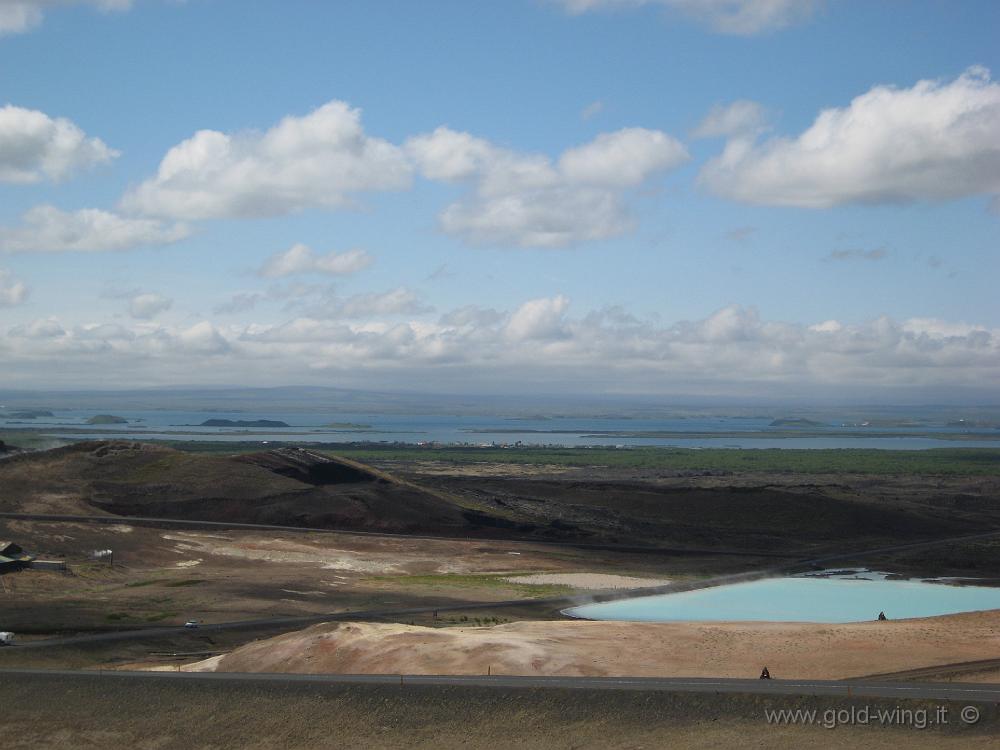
<box><xmin>0</xmin><ymin>442</ymin><xmax>503</xmax><ymax>536</ymax></box>
<box><xmin>86</xmin><ymin>415</ymin><xmax>128</xmax><ymax>424</ymax></box>
<box><xmin>4</xmin><ymin>409</ymin><xmax>54</xmax><ymax>419</ymax></box>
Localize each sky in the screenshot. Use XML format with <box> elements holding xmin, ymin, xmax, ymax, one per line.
<box><xmin>0</xmin><ymin>0</ymin><xmax>998</xmax><ymax>400</ymax></box>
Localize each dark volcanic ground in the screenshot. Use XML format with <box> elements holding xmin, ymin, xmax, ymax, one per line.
<box><xmin>1</xmin><ymin>441</ymin><xmax>999</xmax><ymax>572</ymax></box>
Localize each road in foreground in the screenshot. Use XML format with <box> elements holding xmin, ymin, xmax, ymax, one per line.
<box><xmin>4</xmin><ymin>669</ymin><xmax>995</xmax><ymax>750</ymax></box>
<box><xmin>1</xmin><ymin>668</ymin><xmax>1000</xmax><ymax>702</ymax></box>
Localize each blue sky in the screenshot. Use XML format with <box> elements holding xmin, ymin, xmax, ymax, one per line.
<box><xmin>0</xmin><ymin>0</ymin><xmax>997</xmax><ymax>398</ymax></box>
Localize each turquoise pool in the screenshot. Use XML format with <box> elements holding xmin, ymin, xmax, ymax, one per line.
<box><xmin>564</xmin><ymin>572</ymin><xmax>1000</xmax><ymax>624</ymax></box>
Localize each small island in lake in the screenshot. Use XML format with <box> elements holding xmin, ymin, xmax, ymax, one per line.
<box><xmin>86</xmin><ymin>415</ymin><xmax>128</xmax><ymax>425</ymax></box>
<box><xmin>200</xmin><ymin>419</ymin><xmax>290</xmax><ymax>428</ymax></box>
<box><xmin>4</xmin><ymin>410</ymin><xmax>55</xmax><ymax>419</ymax></box>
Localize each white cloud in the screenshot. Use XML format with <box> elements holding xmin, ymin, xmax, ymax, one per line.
<box><xmin>258</xmin><ymin>243</ymin><xmax>372</xmax><ymax>278</ymax></box>
<box><xmin>128</xmin><ymin>292</ymin><xmax>172</xmax><ymax>319</ymax></box>
<box><xmin>407</xmin><ymin>126</ymin><xmax>688</xmax><ymax>247</ymax></box>
<box><xmin>0</xmin><ymin>104</ymin><xmax>117</xmax><ymax>183</ymax></box>
<box><xmin>9</xmin><ymin>317</ymin><xmax>65</xmax><ymax>338</ymax></box>
<box><xmin>700</xmin><ymin>67</ymin><xmax>1000</xmax><ymax>207</ymax></box>
<box><xmin>176</xmin><ymin>321</ymin><xmax>230</xmax><ymax>354</ymax></box>
<box><xmin>505</xmin><ymin>295</ymin><xmax>570</xmax><ymax>341</ymax></box>
<box><xmin>122</xmin><ymin>101</ymin><xmax>412</xmax><ymax>220</ymax></box>
<box><xmin>0</xmin><ymin>1</ymin><xmax>132</xmax><ymax>36</ymax></box>
<box><xmin>559</xmin><ymin>128</ymin><xmax>689</xmax><ymax>186</ymax></box>
<box><xmin>0</xmin><ymin>205</ymin><xmax>190</xmax><ymax>252</ymax></box>
<box><xmin>439</xmin><ymin>305</ymin><xmax>503</xmax><ymax>328</ymax></box>
<box><xmin>693</xmin><ymin>100</ymin><xmax>769</xmax><ymax>138</ymax></box>
<box><xmin>0</xmin><ymin>268</ymin><xmax>28</xmax><ymax>306</ymax></box>
<box><xmin>553</xmin><ymin>0</ymin><xmax>821</xmax><ymax>35</ymax></box>
<box><xmin>2</xmin><ymin>303</ymin><xmax>998</xmax><ymax>395</ymax></box>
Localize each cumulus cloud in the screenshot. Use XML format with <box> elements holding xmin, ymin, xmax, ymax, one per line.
<box><xmin>506</xmin><ymin>295</ymin><xmax>570</xmax><ymax>341</ymax></box>
<box><xmin>128</xmin><ymin>292</ymin><xmax>172</xmax><ymax>319</ymax></box>
<box><xmin>122</xmin><ymin>101</ymin><xmax>412</xmax><ymax>220</ymax></box>
<box><xmin>0</xmin><ymin>0</ymin><xmax>132</xmax><ymax>36</ymax></box>
<box><xmin>0</xmin><ymin>205</ymin><xmax>190</xmax><ymax>252</ymax></box>
<box><xmin>0</xmin><ymin>268</ymin><xmax>28</xmax><ymax>306</ymax></box>
<box><xmin>700</xmin><ymin>67</ymin><xmax>1000</xmax><ymax>207</ymax></box>
<box><xmin>176</xmin><ymin>321</ymin><xmax>230</xmax><ymax>354</ymax></box>
<box><xmin>439</xmin><ymin>305</ymin><xmax>503</xmax><ymax>328</ymax></box>
<box><xmin>553</xmin><ymin>0</ymin><xmax>821</xmax><ymax>35</ymax></box>
<box><xmin>693</xmin><ymin>100</ymin><xmax>769</xmax><ymax>138</ymax></box>
<box><xmin>407</xmin><ymin>126</ymin><xmax>688</xmax><ymax>247</ymax></box>
<box><xmin>0</xmin><ymin>104</ymin><xmax>117</xmax><ymax>183</ymax></box>
<box><xmin>4</xmin><ymin>302</ymin><xmax>997</xmax><ymax>395</ymax></box>
<box><xmin>258</xmin><ymin>243</ymin><xmax>372</xmax><ymax>278</ymax></box>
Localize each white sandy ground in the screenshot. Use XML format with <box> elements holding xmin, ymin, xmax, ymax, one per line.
<box><xmin>502</xmin><ymin>573</ymin><xmax>670</xmax><ymax>589</ymax></box>
<box><xmin>174</xmin><ymin>611</ymin><xmax>1000</xmax><ymax>680</ymax></box>
<box><xmin>159</xmin><ymin>532</ymin><xmax>664</xmax><ymax>583</ymax></box>
<box><xmin>162</xmin><ymin>533</ymin><xmax>409</xmax><ymax>574</ymax></box>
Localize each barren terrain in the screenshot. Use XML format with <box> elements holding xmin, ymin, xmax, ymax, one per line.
<box><xmin>177</xmin><ymin>612</ymin><xmax>1000</xmax><ymax>680</ymax></box>
<box><xmin>3</xmin><ymin>440</ymin><xmax>1000</xmax><ymax>686</ymax></box>
<box><xmin>2</xmin><ymin>671</ymin><xmax>994</xmax><ymax>750</ymax></box>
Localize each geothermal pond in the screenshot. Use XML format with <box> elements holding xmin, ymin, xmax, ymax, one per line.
<box><xmin>564</xmin><ymin>570</ymin><xmax>1000</xmax><ymax>624</ymax></box>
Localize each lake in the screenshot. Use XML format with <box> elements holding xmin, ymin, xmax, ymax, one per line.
<box><xmin>564</xmin><ymin>571</ymin><xmax>1000</xmax><ymax>623</ymax></box>
<box><xmin>4</xmin><ymin>409</ymin><xmax>999</xmax><ymax>449</ymax></box>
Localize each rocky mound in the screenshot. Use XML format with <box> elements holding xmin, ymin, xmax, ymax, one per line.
<box><xmin>187</xmin><ymin>612</ymin><xmax>1000</xmax><ymax>680</ymax></box>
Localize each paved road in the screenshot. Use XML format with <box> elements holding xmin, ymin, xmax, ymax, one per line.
<box><xmin>1</xmin><ymin>667</ymin><xmax>999</xmax><ymax>702</ymax></box>
<box><xmin>857</xmin><ymin>657</ymin><xmax>1000</xmax><ymax>682</ymax></box>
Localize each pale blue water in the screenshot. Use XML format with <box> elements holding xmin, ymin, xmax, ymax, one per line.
<box><xmin>3</xmin><ymin>409</ymin><xmax>998</xmax><ymax>448</ymax></box>
<box><xmin>564</xmin><ymin>573</ymin><xmax>1000</xmax><ymax>623</ymax></box>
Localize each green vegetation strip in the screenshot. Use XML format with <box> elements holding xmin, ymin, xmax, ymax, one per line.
<box><xmin>331</xmin><ymin>446</ymin><xmax>1000</xmax><ymax>474</ymax></box>
<box><xmin>157</xmin><ymin>442</ymin><xmax>1000</xmax><ymax>475</ymax></box>
<box><xmin>11</xmin><ymin>431</ymin><xmax>998</xmax><ymax>475</ymax></box>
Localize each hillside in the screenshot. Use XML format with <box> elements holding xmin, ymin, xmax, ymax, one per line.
<box><xmin>0</xmin><ymin>442</ymin><xmax>494</xmax><ymax>535</ymax></box>
<box><xmin>2</xmin><ymin>441</ymin><xmax>998</xmax><ymax>559</ymax></box>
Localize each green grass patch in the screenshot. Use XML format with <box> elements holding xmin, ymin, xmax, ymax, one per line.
<box><xmin>144</xmin><ymin>611</ymin><xmax>178</xmax><ymax>622</ymax></box>
<box><xmin>62</xmin><ymin>440</ymin><xmax>1000</xmax><ymax>476</ymax></box>
<box><xmin>323</xmin><ymin>445</ymin><xmax>1000</xmax><ymax>475</ymax></box>
<box><xmin>124</xmin><ymin>579</ymin><xmax>160</xmax><ymax>588</ymax></box>
<box><xmin>162</xmin><ymin>578</ymin><xmax>205</xmax><ymax>587</ymax></box>
<box><xmin>125</xmin><ymin>439</ymin><xmax>1000</xmax><ymax>475</ymax></box>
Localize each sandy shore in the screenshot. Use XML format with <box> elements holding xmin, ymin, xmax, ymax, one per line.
<box><xmin>182</xmin><ymin>610</ymin><xmax>1000</xmax><ymax>680</ymax></box>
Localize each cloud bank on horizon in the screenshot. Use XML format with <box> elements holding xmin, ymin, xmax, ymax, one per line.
<box><xmin>2</xmin><ymin>301</ymin><xmax>997</xmax><ymax>396</ymax></box>
<box><xmin>0</xmin><ymin>0</ymin><xmax>996</xmax><ymax>398</ymax></box>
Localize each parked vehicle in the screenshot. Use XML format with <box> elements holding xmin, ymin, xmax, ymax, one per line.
<box><xmin>183</xmin><ymin>620</ymin><xmax>199</xmax><ymax>629</ymax></box>
<box><xmin>0</xmin><ymin>632</ymin><xmax>14</xmax><ymax>646</ymax></box>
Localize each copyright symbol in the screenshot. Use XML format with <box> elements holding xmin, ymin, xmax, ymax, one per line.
<box><xmin>961</xmin><ymin>705</ymin><xmax>980</xmax><ymax>725</ymax></box>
